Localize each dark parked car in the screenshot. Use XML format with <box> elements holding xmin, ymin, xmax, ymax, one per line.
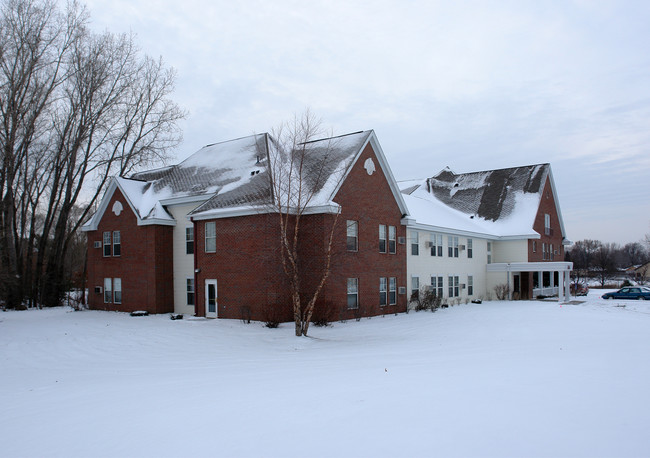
<box><xmin>602</xmin><ymin>287</ymin><xmax>650</xmax><ymax>300</ymax></box>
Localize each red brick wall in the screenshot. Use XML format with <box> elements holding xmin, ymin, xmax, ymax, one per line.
<box><xmin>86</xmin><ymin>187</ymin><xmax>174</xmax><ymax>314</ymax></box>
<box><xmin>193</xmin><ymin>141</ymin><xmax>407</xmax><ymax>322</ymax></box>
<box><xmin>528</xmin><ymin>176</ymin><xmax>565</xmax><ymax>262</ymax></box>
<box><xmin>194</xmin><ymin>213</ymin><xmax>291</xmax><ymax>321</ymax></box>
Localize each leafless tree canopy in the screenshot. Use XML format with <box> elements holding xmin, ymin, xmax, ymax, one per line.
<box><xmin>265</xmin><ymin>110</ymin><xmax>345</xmax><ymax>336</ymax></box>
<box><xmin>0</xmin><ymin>0</ymin><xmax>185</xmax><ymax>308</ymax></box>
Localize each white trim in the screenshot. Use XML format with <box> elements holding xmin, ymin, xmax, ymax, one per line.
<box><xmin>159</xmin><ymin>194</ymin><xmax>213</xmax><ymax>206</ymax></box>
<box><xmin>403</xmin><ymin>219</ymin><xmax>539</xmax><ymax>241</ymax></box>
<box><xmin>486</xmin><ymin>261</ymin><xmax>573</xmax><ymax>272</ymax></box>
<box><xmin>190</xmin><ymin>202</ymin><xmax>341</xmax><ymax>221</ymax></box>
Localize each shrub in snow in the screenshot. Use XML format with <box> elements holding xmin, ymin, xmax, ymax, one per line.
<box><xmin>494</xmin><ymin>284</ymin><xmax>510</xmax><ymax>301</ymax></box>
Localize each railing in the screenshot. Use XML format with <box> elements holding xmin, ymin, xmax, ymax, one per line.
<box><xmin>533</xmin><ymin>286</ymin><xmax>559</xmax><ymax>297</ymax></box>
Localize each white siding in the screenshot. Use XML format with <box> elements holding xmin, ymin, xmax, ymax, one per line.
<box><xmin>406</xmin><ymin>228</ymin><xmax>489</xmax><ymax>305</ymax></box>
<box><xmin>167</xmin><ymin>203</ymin><xmax>197</xmax><ymax>315</ymax></box>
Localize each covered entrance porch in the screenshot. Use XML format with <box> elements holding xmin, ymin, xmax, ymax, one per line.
<box><xmin>487</xmin><ymin>262</ymin><xmax>574</xmax><ymax>302</ymax></box>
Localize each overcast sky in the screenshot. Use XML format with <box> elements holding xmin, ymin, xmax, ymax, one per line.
<box><xmin>85</xmin><ymin>0</ymin><xmax>650</xmax><ymax>245</ymax></box>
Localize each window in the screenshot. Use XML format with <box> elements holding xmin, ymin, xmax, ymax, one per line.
<box><xmin>389</xmin><ymin>277</ymin><xmax>397</xmax><ymax>305</ymax></box>
<box><xmin>347</xmin><ymin>220</ymin><xmax>358</xmax><ymax>251</ymax></box>
<box><xmin>544</xmin><ymin>213</ymin><xmax>551</xmax><ymax>235</ymax></box>
<box><xmin>103</xmin><ymin>232</ymin><xmax>111</xmax><ymax>257</ymax></box>
<box><xmin>104</xmin><ymin>278</ymin><xmax>112</xmax><ymax>303</ymax></box>
<box><xmin>550</xmin><ymin>243</ymin><xmax>554</xmax><ymax>260</ymax></box>
<box><xmin>388</xmin><ymin>225</ymin><xmax>396</xmax><ymax>254</ymax></box>
<box><xmin>468</xmin><ymin>276</ymin><xmax>473</xmax><ymax>296</ymax></box>
<box><xmin>448</xmin><ymin>236</ymin><xmax>459</xmax><ymax>257</ymax></box>
<box><xmin>431</xmin><ymin>275</ymin><xmax>444</xmax><ymax>299</ymax></box>
<box><xmin>379</xmin><ymin>277</ymin><xmax>387</xmax><ymax>306</ymax></box>
<box><xmin>448</xmin><ymin>275</ymin><xmax>459</xmax><ymax>297</ymax></box>
<box><xmin>430</xmin><ymin>233</ymin><xmax>443</xmax><ymax>256</ymax></box>
<box><xmin>379</xmin><ymin>225</ymin><xmax>387</xmax><ymax>253</ymax></box>
<box><xmin>186</xmin><ymin>278</ymin><xmax>195</xmax><ymax>306</ymax></box>
<box><xmin>411</xmin><ymin>276</ymin><xmax>419</xmax><ymax>299</ymax></box>
<box><xmin>113</xmin><ymin>231</ymin><xmax>121</xmax><ymax>257</ymax></box>
<box><xmin>186</xmin><ymin>227</ymin><xmax>194</xmax><ymax>255</ymax></box>
<box><xmin>542</xmin><ymin>242</ymin><xmax>547</xmax><ymax>260</ymax></box>
<box><xmin>347</xmin><ymin>278</ymin><xmax>358</xmax><ymax>309</ymax></box>
<box><xmin>113</xmin><ymin>278</ymin><xmax>122</xmax><ymax>304</ymax></box>
<box><xmin>411</xmin><ymin>231</ymin><xmax>419</xmax><ymax>256</ymax></box>
<box><xmin>205</xmin><ymin>222</ymin><xmax>216</xmax><ymax>253</ymax></box>
<box><xmin>467</xmin><ymin>239</ymin><xmax>473</xmax><ymax>258</ymax></box>
<box><xmin>487</xmin><ymin>242</ymin><xmax>492</xmax><ymax>264</ymax></box>
<box><xmin>533</xmin><ymin>240</ymin><xmax>537</xmax><ymax>253</ymax></box>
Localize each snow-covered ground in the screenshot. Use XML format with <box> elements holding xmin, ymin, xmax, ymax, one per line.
<box><xmin>2</xmin><ymin>291</ymin><xmax>649</xmax><ymax>458</ymax></box>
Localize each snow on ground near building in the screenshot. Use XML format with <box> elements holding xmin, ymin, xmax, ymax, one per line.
<box><xmin>2</xmin><ymin>292</ymin><xmax>649</xmax><ymax>458</ymax></box>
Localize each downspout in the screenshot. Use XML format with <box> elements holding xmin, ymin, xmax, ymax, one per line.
<box><xmin>192</xmin><ymin>216</ymin><xmax>199</xmax><ymax>317</ymax></box>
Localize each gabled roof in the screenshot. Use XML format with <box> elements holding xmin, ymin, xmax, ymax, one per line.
<box><xmin>401</xmin><ymin>163</ymin><xmax>565</xmax><ymax>240</ymax></box>
<box><xmin>83</xmin><ymin>129</ymin><xmax>408</xmax><ymax>228</ymax></box>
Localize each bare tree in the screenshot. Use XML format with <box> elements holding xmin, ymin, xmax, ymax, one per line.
<box><xmin>0</xmin><ymin>0</ymin><xmax>184</xmax><ymax>308</ymax></box>
<box><xmin>593</xmin><ymin>242</ymin><xmax>618</xmax><ymax>287</ymax></box>
<box><xmin>265</xmin><ymin>110</ymin><xmax>346</xmax><ymax>336</ymax></box>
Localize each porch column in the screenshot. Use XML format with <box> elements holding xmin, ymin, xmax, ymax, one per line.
<box><xmin>564</xmin><ymin>271</ymin><xmax>571</xmax><ymax>302</ymax></box>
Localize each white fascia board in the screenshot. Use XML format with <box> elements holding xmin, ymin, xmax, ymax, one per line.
<box><xmin>487</xmin><ymin>261</ymin><xmax>573</xmax><ymax>272</ymax></box>
<box><xmin>190</xmin><ymin>202</ymin><xmax>341</xmax><ymax>221</ymax></box>
<box><xmin>159</xmin><ymin>194</ymin><xmax>213</xmax><ymax>206</ymax></box>
<box><xmin>403</xmin><ymin>219</ymin><xmax>538</xmax><ymax>241</ymax></box>
<box><xmin>547</xmin><ymin>166</ymin><xmax>568</xmax><ymax>241</ymax></box>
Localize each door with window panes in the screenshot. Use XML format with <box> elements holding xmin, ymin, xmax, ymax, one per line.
<box><xmin>205</xmin><ymin>279</ymin><xmax>218</xmax><ymax>318</ymax></box>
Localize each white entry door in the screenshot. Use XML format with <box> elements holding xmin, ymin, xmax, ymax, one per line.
<box><xmin>205</xmin><ymin>279</ymin><xmax>218</xmax><ymax>318</ymax></box>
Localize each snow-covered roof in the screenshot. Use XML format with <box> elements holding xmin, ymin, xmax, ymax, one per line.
<box><xmin>402</xmin><ymin>164</ymin><xmax>553</xmax><ymax>239</ymax></box>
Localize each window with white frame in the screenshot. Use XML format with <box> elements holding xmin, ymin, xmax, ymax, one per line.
<box><xmin>487</xmin><ymin>242</ymin><xmax>492</xmax><ymax>264</ymax></box>
<box><xmin>411</xmin><ymin>276</ymin><xmax>419</xmax><ymax>299</ymax></box>
<box><xmin>104</xmin><ymin>277</ymin><xmax>112</xmax><ymax>303</ymax></box>
<box><xmin>103</xmin><ymin>232</ymin><xmax>111</xmax><ymax>257</ymax></box>
<box><xmin>533</xmin><ymin>240</ymin><xmax>537</xmax><ymax>253</ymax></box>
<box><xmin>411</xmin><ymin>231</ymin><xmax>419</xmax><ymax>256</ymax></box>
<box><xmin>542</xmin><ymin>242</ymin><xmax>547</xmax><ymax>260</ymax></box>
<box><xmin>389</xmin><ymin>277</ymin><xmax>397</xmax><ymax>305</ymax></box>
<box><xmin>113</xmin><ymin>231</ymin><xmax>121</xmax><ymax>257</ymax></box>
<box><xmin>186</xmin><ymin>278</ymin><xmax>195</xmax><ymax>306</ymax></box>
<box><xmin>186</xmin><ymin>227</ymin><xmax>194</xmax><ymax>254</ymax></box>
<box><xmin>544</xmin><ymin>213</ymin><xmax>551</xmax><ymax>235</ymax></box>
<box><xmin>379</xmin><ymin>225</ymin><xmax>387</xmax><ymax>253</ymax></box>
<box><xmin>550</xmin><ymin>243</ymin><xmax>554</xmax><ymax>260</ymax></box>
<box><xmin>448</xmin><ymin>275</ymin><xmax>459</xmax><ymax>297</ymax></box>
<box><xmin>388</xmin><ymin>226</ymin><xmax>396</xmax><ymax>254</ymax></box>
<box><xmin>468</xmin><ymin>275</ymin><xmax>473</xmax><ymax>296</ymax></box>
<box><xmin>467</xmin><ymin>238</ymin><xmax>472</xmax><ymax>258</ymax></box>
<box><xmin>431</xmin><ymin>275</ymin><xmax>444</xmax><ymax>298</ymax></box>
<box><xmin>347</xmin><ymin>278</ymin><xmax>359</xmax><ymax>309</ymax></box>
<box><xmin>205</xmin><ymin>222</ymin><xmax>216</xmax><ymax>253</ymax></box>
<box><xmin>113</xmin><ymin>278</ymin><xmax>122</xmax><ymax>304</ymax></box>
<box><xmin>347</xmin><ymin>220</ymin><xmax>358</xmax><ymax>252</ymax></box>
<box><xmin>430</xmin><ymin>233</ymin><xmax>443</xmax><ymax>256</ymax></box>
<box><xmin>379</xmin><ymin>277</ymin><xmax>387</xmax><ymax>306</ymax></box>
<box><xmin>448</xmin><ymin>236</ymin><xmax>459</xmax><ymax>257</ymax></box>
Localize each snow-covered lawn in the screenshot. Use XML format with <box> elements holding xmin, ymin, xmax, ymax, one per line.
<box><xmin>2</xmin><ymin>291</ymin><xmax>649</xmax><ymax>458</ymax></box>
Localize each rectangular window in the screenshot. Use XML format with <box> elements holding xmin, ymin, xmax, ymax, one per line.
<box><xmin>431</xmin><ymin>275</ymin><xmax>444</xmax><ymax>299</ymax></box>
<box><xmin>112</xmin><ymin>231</ymin><xmax>121</xmax><ymax>257</ymax></box>
<box><xmin>411</xmin><ymin>230</ymin><xmax>419</xmax><ymax>256</ymax></box>
<box><xmin>448</xmin><ymin>236</ymin><xmax>459</xmax><ymax>257</ymax></box>
<box><xmin>379</xmin><ymin>224</ymin><xmax>387</xmax><ymax>253</ymax></box>
<box><xmin>468</xmin><ymin>275</ymin><xmax>473</xmax><ymax>296</ymax></box>
<box><xmin>411</xmin><ymin>276</ymin><xmax>419</xmax><ymax>299</ymax></box>
<box><xmin>379</xmin><ymin>277</ymin><xmax>387</xmax><ymax>306</ymax></box>
<box><xmin>103</xmin><ymin>232</ymin><xmax>111</xmax><ymax>257</ymax></box>
<box><xmin>467</xmin><ymin>238</ymin><xmax>472</xmax><ymax>258</ymax></box>
<box><xmin>544</xmin><ymin>213</ymin><xmax>551</xmax><ymax>235</ymax></box>
<box><xmin>186</xmin><ymin>227</ymin><xmax>194</xmax><ymax>255</ymax></box>
<box><xmin>113</xmin><ymin>278</ymin><xmax>122</xmax><ymax>304</ymax></box>
<box><xmin>186</xmin><ymin>278</ymin><xmax>195</xmax><ymax>306</ymax></box>
<box><xmin>430</xmin><ymin>233</ymin><xmax>443</xmax><ymax>256</ymax></box>
<box><xmin>347</xmin><ymin>278</ymin><xmax>359</xmax><ymax>309</ymax></box>
<box><xmin>550</xmin><ymin>243</ymin><xmax>554</xmax><ymax>261</ymax></box>
<box><xmin>542</xmin><ymin>242</ymin><xmax>547</xmax><ymax>260</ymax></box>
<box><xmin>533</xmin><ymin>240</ymin><xmax>537</xmax><ymax>253</ymax></box>
<box><xmin>104</xmin><ymin>278</ymin><xmax>112</xmax><ymax>303</ymax></box>
<box><xmin>205</xmin><ymin>222</ymin><xmax>216</xmax><ymax>253</ymax></box>
<box><xmin>347</xmin><ymin>220</ymin><xmax>358</xmax><ymax>252</ymax></box>
<box><xmin>487</xmin><ymin>242</ymin><xmax>492</xmax><ymax>264</ymax></box>
<box><xmin>388</xmin><ymin>226</ymin><xmax>396</xmax><ymax>254</ymax></box>
<box><xmin>447</xmin><ymin>275</ymin><xmax>459</xmax><ymax>297</ymax></box>
<box><xmin>389</xmin><ymin>277</ymin><xmax>397</xmax><ymax>305</ymax></box>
